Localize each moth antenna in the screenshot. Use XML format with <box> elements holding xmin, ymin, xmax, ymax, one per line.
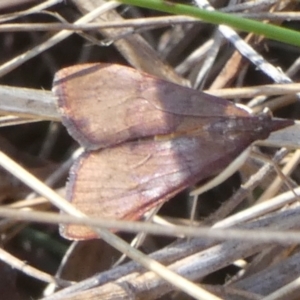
<box><xmin>189</xmin><ymin>148</ymin><xmax>251</xmax><ymax>226</ymax></box>
<box><xmin>235</xmin><ymin>103</ymin><xmax>253</xmax><ymax>114</ymax></box>
<box><xmin>190</xmin><ymin>148</ymin><xmax>251</xmax><ymax>197</ymax></box>
<box><xmin>262</xmin><ymin>106</ymin><xmax>273</xmax><ymax>117</ymax></box>
<box><xmin>190</xmin><ymin>194</ymin><xmax>199</xmax><ymax>228</ymax></box>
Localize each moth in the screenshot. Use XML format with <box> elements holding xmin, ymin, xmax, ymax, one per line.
<box><xmin>53</xmin><ymin>63</ymin><xmax>293</xmax><ymax>240</ymax></box>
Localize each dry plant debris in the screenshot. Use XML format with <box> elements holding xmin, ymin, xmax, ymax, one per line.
<box><xmin>0</xmin><ymin>0</ymin><xmax>299</xmax><ymax>299</ymax></box>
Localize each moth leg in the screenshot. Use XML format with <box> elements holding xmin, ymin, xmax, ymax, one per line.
<box><xmin>250</xmin><ymin>151</ymin><xmax>299</xmax><ymax>203</ymax></box>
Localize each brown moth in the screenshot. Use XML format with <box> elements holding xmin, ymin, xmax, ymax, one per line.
<box><xmin>53</xmin><ymin>63</ymin><xmax>293</xmax><ymax>240</ymax></box>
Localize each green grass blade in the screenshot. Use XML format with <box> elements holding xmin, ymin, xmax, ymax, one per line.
<box><xmin>117</xmin><ymin>0</ymin><xmax>300</xmax><ymax>48</ymax></box>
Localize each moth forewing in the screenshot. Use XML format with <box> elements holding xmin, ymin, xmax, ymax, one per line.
<box><xmin>53</xmin><ymin>63</ymin><xmax>251</xmax><ymax>150</ymax></box>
